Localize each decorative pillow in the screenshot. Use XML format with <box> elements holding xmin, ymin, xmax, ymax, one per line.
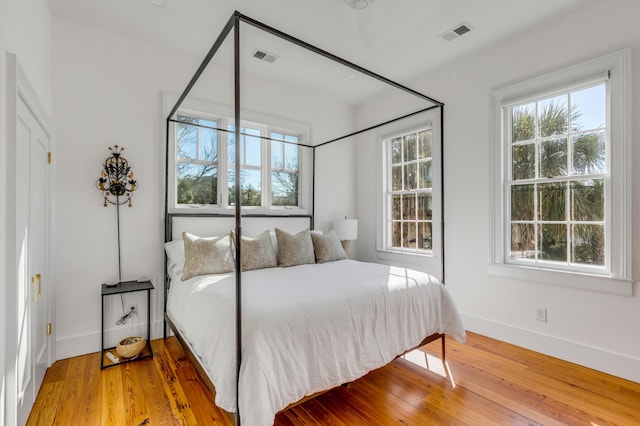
<box><xmin>164</xmin><ymin>240</ymin><xmax>185</xmax><ymax>279</ymax></box>
<box><xmin>311</xmin><ymin>230</ymin><xmax>347</xmax><ymax>263</ymax></box>
<box><xmin>181</xmin><ymin>232</ymin><xmax>234</xmax><ymax>281</ymax></box>
<box><xmin>231</xmin><ymin>230</ymin><xmax>277</xmax><ymax>271</ymax></box>
<box><xmin>275</xmin><ymin>228</ymin><xmax>316</xmax><ymax>267</ymax></box>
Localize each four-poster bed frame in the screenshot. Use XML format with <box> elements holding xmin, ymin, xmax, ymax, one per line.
<box><xmin>164</xmin><ymin>11</ymin><xmax>446</xmax><ymax>425</ymax></box>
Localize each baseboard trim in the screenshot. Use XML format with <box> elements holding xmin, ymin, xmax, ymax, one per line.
<box><xmin>461</xmin><ymin>312</ymin><xmax>640</xmax><ymax>384</ymax></box>
<box><xmin>55</xmin><ymin>319</ymin><xmax>167</xmax><ymax>360</ymax></box>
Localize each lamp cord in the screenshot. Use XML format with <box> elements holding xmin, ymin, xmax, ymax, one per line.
<box><xmin>116</xmin><ymin>195</ymin><xmax>122</xmax><ymax>282</ymax></box>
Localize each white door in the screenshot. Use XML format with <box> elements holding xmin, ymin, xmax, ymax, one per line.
<box><xmin>15</xmin><ymin>93</ymin><xmax>51</xmax><ymax>425</ymax></box>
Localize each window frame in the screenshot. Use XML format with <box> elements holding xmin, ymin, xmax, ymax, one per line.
<box><xmin>489</xmin><ymin>50</ymin><xmax>632</xmax><ymax>296</ymax></box>
<box><xmin>164</xmin><ymin>94</ymin><xmax>311</xmax><ymax>215</ymax></box>
<box><xmin>383</xmin><ymin>127</ymin><xmax>435</xmax><ymax>254</ymax></box>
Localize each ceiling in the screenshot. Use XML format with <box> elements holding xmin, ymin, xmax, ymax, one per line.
<box><xmin>49</xmin><ymin>0</ymin><xmax>592</xmax><ymax>105</ymax></box>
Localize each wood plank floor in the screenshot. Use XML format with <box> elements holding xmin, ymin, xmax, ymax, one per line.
<box><xmin>28</xmin><ymin>332</ymin><xmax>640</xmax><ymax>425</ymax></box>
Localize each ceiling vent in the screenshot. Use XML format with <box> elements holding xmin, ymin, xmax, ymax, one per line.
<box><xmin>440</xmin><ymin>22</ymin><xmax>473</xmax><ymax>42</ymax></box>
<box><xmin>252</xmin><ymin>49</ymin><xmax>278</xmax><ymax>64</ymax></box>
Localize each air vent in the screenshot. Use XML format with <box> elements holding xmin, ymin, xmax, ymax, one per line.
<box><xmin>440</xmin><ymin>22</ymin><xmax>473</xmax><ymax>42</ymax></box>
<box><xmin>252</xmin><ymin>49</ymin><xmax>278</xmax><ymax>63</ymax></box>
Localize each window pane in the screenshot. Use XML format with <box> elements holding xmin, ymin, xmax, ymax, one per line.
<box><xmin>241</xmin><ymin>169</ymin><xmax>261</xmax><ymax>206</ymax></box>
<box><xmin>417</xmin><ymin>222</ymin><xmax>432</xmax><ymax>250</ymax></box>
<box><xmin>228</xmin><ymin>170</ymin><xmax>236</xmax><ymax>205</ymax></box>
<box><xmin>285</xmin><ymin>143</ymin><xmax>298</xmax><ymax>169</ymax></box>
<box><xmin>571</xmin><ymin>84</ymin><xmax>605</xmax><ymax>131</ymax></box>
<box><xmin>284</xmin><ymin>134</ymin><xmax>298</xmax><ymax>144</ymax></box>
<box><xmin>228</xmin><ymin>128</ymin><xmax>235</xmax><ymax>165</ymax></box>
<box><xmin>404</xmin><ymin>163</ymin><xmax>417</xmax><ymax>190</ymax></box>
<box><xmin>177</xmin><ymin>163</ymin><xmax>217</xmax><ymax>205</ymax></box>
<box><xmin>392</xmin><ymin>165</ymin><xmax>402</xmax><ymax>191</ymax></box>
<box><xmin>539</xmin><ymin>94</ymin><xmax>568</xmax><ymax>137</ymax></box>
<box><xmin>573</xmin><ymin>131</ymin><xmax>605</xmax><ymax>175</ymax></box>
<box><xmin>391</xmin><ymin>137</ymin><xmax>402</xmax><ymax>164</ymax></box>
<box><xmin>419</xmin><ymin>160</ymin><xmax>432</xmax><ymax>189</ymax></box>
<box><xmin>271</xmin><ymin>132</ymin><xmax>284</xmax><ymax>141</ymax></box>
<box><xmin>403</xmin><ymin>222</ymin><xmax>416</xmax><ymax>248</ymax></box>
<box><xmin>417</xmin><ymin>193</ymin><xmax>432</xmax><ymax>220</ymax></box>
<box><xmin>570</xmin><ymin>179</ymin><xmax>604</xmax><ymax>221</ymax></box>
<box><xmin>245</xmin><ymin>133</ymin><xmax>261</xmax><ymax>167</ymax></box>
<box><xmin>402</xmin><ymin>194</ymin><xmax>416</xmax><ymax>220</ymax></box>
<box><xmin>540</xmin><ymin>138</ymin><xmax>567</xmax><ymax>178</ymax></box>
<box><xmin>511</xmin><ymin>184</ymin><xmax>534</xmax><ymax>221</ymax></box>
<box><xmin>512</xmin><ymin>103</ymin><xmax>535</xmax><ymax>142</ymax></box>
<box><xmin>403</xmin><ymin>133</ymin><xmax>417</xmax><ymax>162</ymax></box>
<box><xmin>272</xmin><ymin>141</ymin><xmax>283</xmax><ymax>168</ymax></box>
<box><xmin>539</xmin><ymin>224</ymin><xmax>567</xmax><ymax>261</ymax></box>
<box><xmin>538</xmin><ymin>182</ymin><xmax>566</xmax><ymax>221</ymax></box>
<box><xmin>572</xmin><ymin>224</ymin><xmax>605</xmax><ymax>266</ymax></box>
<box><xmin>391</xmin><ymin>222</ymin><xmax>401</xmax><ymax>247</ymax></box>
<box><xmin>510</xmin><ymin>223</ymin><xmax>535</xmax><ymax>259</ymax></box>
<box><xmin>177</xmin><ymin>122</ymin><xmax>196</xmax><ymax>159</ymax></box>
<box><xmin>272</xmin><ymin>172</ymin><xmax>298</xmax><ymax>206</ymax></box>
<box><xmin>198</xmin><ymin>127</ymin><xmax>217</xmax><ymax>161</ymax></box>
<box><xmin>418</xmin><ymin>130</ymin><xmax>431</xmax><ymax>158</ymax></box>
<box><xmin>512</xmin><ymin>144</ymin><xmax>535</xmax><ymax>180</ymax></box>
<box><xmin>392</xmin><ymin>194</ymin><xmax>401</xmax><ymax>220</ymax></box>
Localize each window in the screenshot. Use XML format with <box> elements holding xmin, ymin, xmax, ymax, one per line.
<box><xmin>490</xmin><ymin>50</ymin><xmax>632</xmax><ymax>295</ymax></box>
<box><xmin>167</xmin><ymin>98</ymin><xmax>309</xmax><ymax>214</ymax></box>
<box><xmin>384</xmin><ymin>128</ymin><xmax>433</xmax><ymax>253</ymax></box>
<box><xmin>509</xmin><ymin>84</ymin><xmax>606</xmax><ymax>269</ymax></box>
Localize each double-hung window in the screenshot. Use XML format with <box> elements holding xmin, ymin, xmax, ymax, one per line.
<box><xmin>490</xmin><ymin>50</ymin><xmax>632</xmax><ymax>295</ymax></box>
<box><xmin>386</xmin><ymin>129</ymin><xmax>434</xmax><ymax>252</ymax></box>
<box><xmin>167</xmin><ymin>97</ymin><xmax>309</xmax><ymax>214</ymax></box>
<box><xmin>378</xmin><ymin>109</ymin><xmax>443</xmax><ymax>278</ymax></box>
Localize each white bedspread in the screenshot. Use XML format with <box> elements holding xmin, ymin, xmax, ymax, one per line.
<box><xmin>167</xmin><ymin>259</ymin><xmax>466</xmax><ymax>426</ymax></box>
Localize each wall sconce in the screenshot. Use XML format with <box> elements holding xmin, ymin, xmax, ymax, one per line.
<box><xmin>97</xmin><ymin>144</ymin><xmax>137</xmax><ymax>207</ymax></box>
<box><xmin>96</xmin><ymin>145</ymin><xmax>137</xmax><ymax>282</ymax></box>
<box><xmin>333</xmin><ymin>217</ymin><xmax>358</xmax><ymax>257</ymax></box>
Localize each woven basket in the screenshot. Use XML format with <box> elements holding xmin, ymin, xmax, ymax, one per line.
<box><xmin>116</xmin><ymin>336</ymin><xmax>146</xmax><ymax>359</ymax></box>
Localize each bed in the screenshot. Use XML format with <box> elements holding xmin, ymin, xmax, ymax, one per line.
<box><xmin>165</xmin><ymin>231</ymin><xmax>465</xmax><ymax>425</ymax></box>
<box><xmin>163</xmin><ymin>10</ymin><xmax>454</xmax><ymax>426</ymax></box>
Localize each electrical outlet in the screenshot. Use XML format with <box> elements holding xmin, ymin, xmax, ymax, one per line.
<box><xmin>536</xmin><ymin>307</ymin><xmax>547</xmax><ymax>322</ymax></box>
<box><xmin>129</xmin><ymin>304</ymin><xmax>138</xmax><ymax>316</ymax></box>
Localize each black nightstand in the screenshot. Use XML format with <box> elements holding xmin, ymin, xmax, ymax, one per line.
<box><xmin>101</xmin><ymin>280</ymin><xmax>154</xmax><ymax>369</ymax></box>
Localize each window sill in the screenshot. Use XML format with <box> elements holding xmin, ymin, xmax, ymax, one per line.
<box><xmin>488</xmin><ymin>263</ymin><xmax>633</xmax><ymax>296</ymax></box>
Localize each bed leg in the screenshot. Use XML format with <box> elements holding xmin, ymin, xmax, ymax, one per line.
<box><xmin>441</xmin><ymin>334</ymin><xmax>446</xmax><ymax>363</ymax></box>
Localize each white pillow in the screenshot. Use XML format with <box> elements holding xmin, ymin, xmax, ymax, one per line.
<box><xmin>164</xmin><ymin>240</ymin><xmax>185</xmax><ymax>279</ymax></box>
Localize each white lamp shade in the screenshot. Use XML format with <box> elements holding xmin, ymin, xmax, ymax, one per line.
<box><xmin>333</xmin><ymin>219</ymin><xmax>358</xmax><ymax>240</ymax></box>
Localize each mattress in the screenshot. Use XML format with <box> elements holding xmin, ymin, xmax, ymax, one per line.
<box><xmin>167</xmin><ymin>259</ymin><xmax>466</xmax><ymax>425</ymax></box>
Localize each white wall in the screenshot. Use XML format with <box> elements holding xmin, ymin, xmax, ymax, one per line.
<box><xmin>1</xmin><ymin>1</ymin><xmax>53</xmax><ymax>424</ymax></box>
<box><xmin>51</xmin><ymin>17</ymin><xmax>356</xmax><ymax>358</ymax></box>
<box><xmin>355</xmin><ymin>0</ymin><xmax>640</xmax><ymax>382</ymax></box>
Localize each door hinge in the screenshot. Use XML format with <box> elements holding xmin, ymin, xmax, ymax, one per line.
<box><xmin>48</xmin><ymin>152</ymin><xmax>52</xmax><ymax>164</ymax></box>
<box><xmin>47</xmin><ymin>323</ymin><xmax>52</xmax><ymax>336</ymax></box>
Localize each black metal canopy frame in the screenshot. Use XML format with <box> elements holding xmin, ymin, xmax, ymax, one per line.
<box><xmin>164</xmin><ymin>11</ymin><xmax>444</xmax><ymax>425</ymax></box>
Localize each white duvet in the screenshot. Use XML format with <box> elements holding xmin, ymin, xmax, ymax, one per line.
<box><xmin>167</xmin><ymin>259</ymin><xmax>466</xmax><ymax>426</ymax></box>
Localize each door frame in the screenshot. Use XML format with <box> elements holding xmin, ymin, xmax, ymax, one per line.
<box><xmin>5</xmin><ymin>51</ymin><xmax>55</xmax><ymax>425</ymax></box>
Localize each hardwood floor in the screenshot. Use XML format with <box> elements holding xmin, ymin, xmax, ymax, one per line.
<box><xmin>28</xmin><ymin>332</ymin><xmax>640</xmax><ymax>425</ymax></box>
